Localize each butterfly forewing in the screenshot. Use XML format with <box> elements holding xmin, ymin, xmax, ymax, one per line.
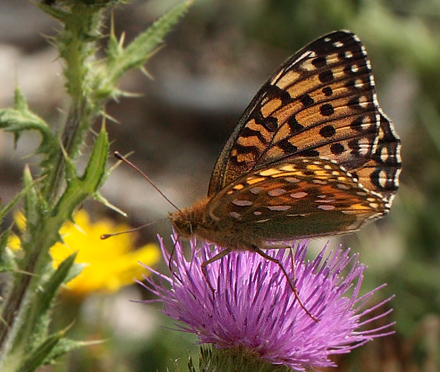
<box><xmin>206</xmin><ymin>158</ymin><xmax>387</xmax><ymax>241</ymax></box>
<box><xmin>353</xmin><ymin>113</ymin><xmax>401</xmax><ymax>202</ymax></box>
<box><xmin>208</xmin><ymin>31</ymin><xmax>400</xmax><ymax>205</ymax></box>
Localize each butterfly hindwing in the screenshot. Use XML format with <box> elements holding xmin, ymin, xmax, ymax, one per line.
<box><xmin>206</xmin><ymin>158</ymin><xmax>387</xmax><ymax>241</ymax></box>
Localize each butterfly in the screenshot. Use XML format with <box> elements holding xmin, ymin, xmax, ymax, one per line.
<box><xmin>168</xmin><ymin>30</ymin><xmax>401</xmax><ymax>319</ymax></box>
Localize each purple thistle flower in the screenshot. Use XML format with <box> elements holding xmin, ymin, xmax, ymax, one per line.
<box><xmin>139</xmin><ymin>236</ymin><xmax>394</xmax><ymax>371</ymax></box>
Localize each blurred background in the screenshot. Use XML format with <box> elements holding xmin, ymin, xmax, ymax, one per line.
<box><xmin>0</xmin><ymin>0</ymin><xmax>439</xmax><ymax>371</ymax></box>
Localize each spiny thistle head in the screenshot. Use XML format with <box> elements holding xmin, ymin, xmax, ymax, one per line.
<box><xmin>139</xmin><ymin>236</ymin><xmax>394</xmax><ymax>371</ymax></box>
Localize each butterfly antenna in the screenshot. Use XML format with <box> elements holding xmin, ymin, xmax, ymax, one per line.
<box><xmin>114</xmin><ymin>151</ymin><xmax>181</xmax><ymax>212</ymax></box>
<box><xmin>100</xmin><ymin>219</ymin><xmax>166</xmax><ymax>240</ymax></box>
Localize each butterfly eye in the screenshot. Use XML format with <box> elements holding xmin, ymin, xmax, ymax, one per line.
<box><xmin>170</xmin><ymin>214</ymin><xmax>194</xmax><ymax>238</ymax></box>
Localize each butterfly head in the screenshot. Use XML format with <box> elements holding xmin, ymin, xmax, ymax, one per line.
<box><xmin>168</xmin><ymin>197</ymin><xmax>211</xmax><ymax>239</ymax></box>
<box><xmin>169</xmin><ymin>211</ymin><xmax>194</xmax><ymax>238</ymax></box>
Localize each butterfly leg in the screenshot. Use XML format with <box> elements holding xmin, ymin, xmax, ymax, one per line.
<box><xmin>168</xmin><ymin>236</ymin><xmax>184</xmax><ymax>285</ymax></box>
<box><xmin>250</xmin><ymin>246</ymin><xmax>319</xmax><ymax>322</ymax></box>
<box><xmin>201</xmin><ymin>248</ymin><xmax>232</xmax><ymax>295</ymax></box>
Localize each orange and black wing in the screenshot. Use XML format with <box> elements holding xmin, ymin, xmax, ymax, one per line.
<box><xmin>207</xmin><ymin>158</ymin><xmax>387</xmax><ymax>241</ymax></box>
<box><xmin>208</xmin><ymin>31</ymin><xmax>400</xmax><ymax>204</ymax></box>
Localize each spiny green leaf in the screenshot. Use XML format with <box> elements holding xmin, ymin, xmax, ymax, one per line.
<box><xmin>93</xmin><ymin>0</ymin><xmax>193</xmax><ymax>101</ymax></box>
<box><xmin>77</xmin><ymin>125</ymin><xmax>109</xmax><ymax>189</ymax></box>
<box><xmin>0</xmin><ymin>88</ymin><xmax>58</xmax><ymax>177</ymax></box>
<box><xmin>62</xmin><ymin>144</ymin><xmax>78</xmax><ymax>185</ymax></box>
<box><xmin>0</xmin><ymin>231</ymin><xmax>15</xmax><ymax>272</ymax></box>
<box><xmin>94</xmin><ymin>191</ymin><xmax>127</xmax><ymax>217</ymax></box>
<box><xmin>44</xmin><ymin>337</ymin><xmax>104</xmax><ymax>366</ymax></box>
<box><xmin>13</xmin><ymin>87</ymin><xmax>29</xmax><ymax>111</ymax></box>
<box><xmin>23</xmin><ymin>166</ymin><xmax>41</xmax><ymax>246</ymax></box>
<box><xmin>0</xmin><ymin>174</ymin><xmax>44</xmax><ymax>223</ymax></box>
<box><xmin>65</xmin><ymin>262</ymin><xmax>86</xmax><ymax>284</ymax></box>
<box><xmin>36</xmin><ymin>3</ymin><xmax>73</xmax><ymax>23</ymax></box>
<box><xmin>19</xmin><ymin>329</ymin><xmax>66</xmax><ymax>372</ymax></box>
<box><xmin>122</xmin><ymin>0</ymin><xmax>193</xmax><ymax>72</ymax></box>
<box><xmin>53</xmin><ymin>125</ymin><xmax>109</xmax><ymax>220</ymax></box>
<box><xmin>37</xmin><ymin>253</ymin><xmax>77</xmax><ymax>316</ymax></box>
<box><xmin>0</xmin><ymin>88</ymin><xmax>56</xmax><ymax>147</ymax></box>
<box><xmin>0</xmin><ymin>229</ymin><xmax>9</xmax><ymax>255</ymax></box>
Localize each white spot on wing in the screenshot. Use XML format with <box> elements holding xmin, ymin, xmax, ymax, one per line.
<box><xmin>267</xmin><ymin>205</ymin><xmax>291</xmax><ymax>211</ymax></box>
<box><xmin>354</xmin><ymin>79</ymin><xmax>364</xmax><ymax>89</ymax></box>
<box><xmin>285</xmin><ymin>50</ymin><xmax>315</xmax><ymax>70</ymax></box>
<box><xmin>336</xmin><ymin>183</ymin><xmax>350</xmax><ymax>190</ymax></box>
<box><xmin>255</xmin><ymin>218</ymin><xmax>271</xmax><ymax>223</ymax></box>
<box><xmin>366</xmin><ymin>59</ymin><xmax>372</xmax><ymax>69</ymax></box>
<box><xmin>232</xmin><ymin>199</ymin><xmax>253</xmax><ymax>207</ymax></box>
<box><xmin>317</xmin><ymin>205</ymin><xmax>336</xmax><ymax>210</ymax></box>
<box><xmin>268</xmin><ymin>188</ymin><xmax>287</xmax><ymax>196</ymax></box>
<box><xmin>313</xmin><ymin>179</ymin><xmax>328</xmax><ymax>185</ymax></box>
<box><xmin>250</xmin><ymin>187</ymin><xmax>264</xmax><ymax>194</ymax></box>
<box><xmin>290</xmin><ymin>191</ymin><xmax>308</xmax><ymax>199</ymax></box>
<box><xmin>285</xmin><ymin>177</ymin><xmax>300</xmax><ymax>183</ymax></box>
<box><xmin>316</xmin><ymin>198</ymin><xmax>336</xmax><ymax>203</ymax></box>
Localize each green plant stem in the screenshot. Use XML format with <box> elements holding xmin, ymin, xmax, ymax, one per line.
<box><xmin>0</xmin><ymin>3</ymin><xmax>105</xmax><ymax>365</ymax></box>
<box><xmin>43</xmin><ymin>5</ymin><xmax>101</xmax><ymax>203</ymax></box>
<box><xmin>45</xmin><ymin>100</ymin><xmax>88</xmax><ymax>203</ymax></box>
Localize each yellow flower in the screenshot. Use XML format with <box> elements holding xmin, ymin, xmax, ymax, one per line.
<box><xmin>9</xmin><ymin>210</ymin><xmax>160</xmax><ymax>298</ymax></box>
